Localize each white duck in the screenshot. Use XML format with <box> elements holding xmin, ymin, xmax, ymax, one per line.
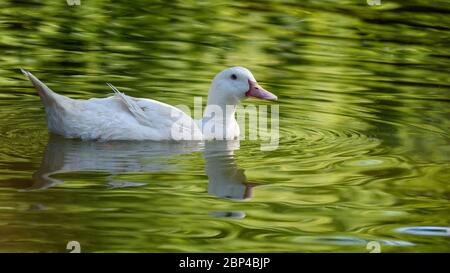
<box><xmin>21</xmin><ymin>67</ymin><xmax>277</xmax><ymax>141</ymax></box>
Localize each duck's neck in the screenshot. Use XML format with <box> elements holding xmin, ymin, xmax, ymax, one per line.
<box><xmin>204</xmin><ymin>86</ymin><xmax>239</xmax><ymax>123</ymax></box>
<box><xmin>201</xmin><ymin>87</ymin><xmax>239</xmax><ymax>139</ymax></box>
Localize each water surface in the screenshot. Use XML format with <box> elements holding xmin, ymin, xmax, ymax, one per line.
<box><xmin>0</xmin><ymin>0</ymin><xmax>449</xmax><ymax>252</ymax></box>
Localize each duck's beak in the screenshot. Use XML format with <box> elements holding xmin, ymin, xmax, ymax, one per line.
<box><xmin>246</xmin><ymin>80</ymin><xmax>278</xmax><ymax>101</ymax></box>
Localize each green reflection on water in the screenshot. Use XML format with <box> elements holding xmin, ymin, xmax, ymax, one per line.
<box><xmin>0</xmin><ymin>0</ymin><xmax>449</xmax><ymax>252</ymax></box>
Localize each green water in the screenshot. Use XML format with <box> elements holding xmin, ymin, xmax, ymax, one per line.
<box><xmin>0</xmin><ymin>0</ymin><xmax>449</xmax><ymax>252</ymax></box>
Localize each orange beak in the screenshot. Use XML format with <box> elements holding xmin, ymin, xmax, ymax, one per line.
<box><xmin>245</xmin><ymin>80</ymin><xmax>277</xmax><ymax>100</ymax></box>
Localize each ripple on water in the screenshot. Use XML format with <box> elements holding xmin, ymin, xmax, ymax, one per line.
<box><xmin>209</xmin><ymin>211</ymin><xmax>246</xmax><ymax>219</ymax></box>
<box><xmin>396</xmin><ymin>226</ymin><xmax>450</xmax><ymax>237</ymax></box>
<box><xmin>0</xmin><ymin>101</ymin><xmax>48</xmax><ymax>162</ymax></box>
<box><xmin>338</xmin><ymin>156</ymin><xmax>414</xmax><ymax>178</ymax></box>
<box><xmin>311</xmin><ymin>236</ymin><xmax>414</xmax><ymax>247</ymax></box>
<box><xmin>273</xmin><ymin>123</ymin><xmax>383</xmax><ymax>172</ymax></box>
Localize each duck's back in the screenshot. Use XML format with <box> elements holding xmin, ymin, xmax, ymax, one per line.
<box><xmin>22</xmin><ymin>70</ymin><xmax>202</xmax><ymax>141</ymax></box>
<box><xmin>46</xmin><ymin>96</ymin><xmax>145</xmax><ymax>140</ymax></box>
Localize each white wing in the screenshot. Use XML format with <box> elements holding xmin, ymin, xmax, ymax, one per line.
<box><xmin>106</xmin><ymin>83</ymin><xmax>202</xmax><ymax>140</ymax></box>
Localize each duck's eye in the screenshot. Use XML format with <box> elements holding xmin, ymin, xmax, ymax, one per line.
<box><xmin>230</xmin><ymin>74</ymin><xmax>237</xmax><ymax>80</ymax></box>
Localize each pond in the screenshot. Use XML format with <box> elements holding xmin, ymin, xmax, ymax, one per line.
<box><xmin>0</xmin><ymin>0</ymin><xmax>449</xmax><ymax>252</ymax></box>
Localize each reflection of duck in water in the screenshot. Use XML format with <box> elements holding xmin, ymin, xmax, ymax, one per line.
<box><xmin>204</xmin><ymin>140</ymin><xmax>261</xmax><ymax>201</ymax></box>
<box><xmin>31</xmin><ymin>136</ymin><xmax>263</xmax><ymax>202</ymax></box>
<box><xmin>31</xmin><ymin>134</ymin><xmax>202</xmax><ymax>190</ymax></box>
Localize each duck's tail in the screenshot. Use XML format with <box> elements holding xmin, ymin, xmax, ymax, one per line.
<box><xmin>20</xmin><ymin>69</ymin><xmax>63</xmax><ymax>107</ymax></box>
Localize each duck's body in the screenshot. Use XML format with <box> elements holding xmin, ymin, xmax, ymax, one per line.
<box><xmin>21</xmin><ymin>67</ymin><xmax>276</xmax><ymax>141</ymax></box>
<box><xmin>49</xmin><ymin>95</ymin><xmax>198</xmax><ymax>141</ymax></box>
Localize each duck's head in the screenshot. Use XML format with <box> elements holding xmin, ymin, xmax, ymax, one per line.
<box><xmin>208</xmin><ymin>67</ymin><xmax>277</xmax><ymax>105</ymax></box>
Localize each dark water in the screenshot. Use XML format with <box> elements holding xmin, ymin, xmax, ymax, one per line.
<box><xmin>0</xmin><ymin>0</ymin><xmax>449</xmax><ymax>252</ymax></box>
